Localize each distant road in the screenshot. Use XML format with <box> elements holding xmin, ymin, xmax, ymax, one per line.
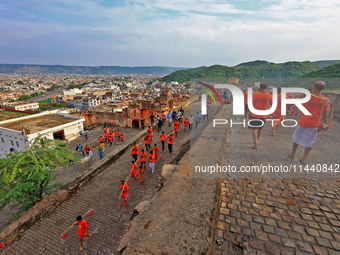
<box><xmin>32</xmin><ymin>88</ymin><xmax>64</xmax><ymax>102</ymax></box>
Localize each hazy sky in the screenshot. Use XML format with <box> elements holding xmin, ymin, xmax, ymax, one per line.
<box><xmin>1</xmin><ymin>0</ymin><xmax>340</xmax><ymax>67</ymax></box>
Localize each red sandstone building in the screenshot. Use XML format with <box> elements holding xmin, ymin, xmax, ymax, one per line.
<box><xmin>79</xmin><ymin>88</ymin><xmax>189</xmax><ymax>129</ymax></box>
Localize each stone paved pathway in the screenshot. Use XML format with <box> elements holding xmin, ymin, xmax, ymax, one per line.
<box><xmin>216</xmin><ymin>115</ymin><xmax>340</xmax><ymax>255</ymax></box>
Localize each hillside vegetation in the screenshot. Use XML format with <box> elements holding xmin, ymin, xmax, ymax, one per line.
<box><xmin>301</xmin><ymin>63</ymin><xmax>340</xmax><ymax>78</ymax></box>
<box><xmin>0</xmin><ymin>64</ymin><xmax>186</xmax><ymax>75</ymax></box>
<box><xmin>160</xmin><ymin>61</ymin><xmax>319</xmax><ymax>83</ymax></box>
<box><xmin>312</xmin><ymin>60</ymin><xmax>340</xmax><ymax>69</ymax></box>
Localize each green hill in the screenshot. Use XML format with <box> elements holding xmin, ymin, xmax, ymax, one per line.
<box><xmin>276</xmin><ymin>63</ymin><xmax>340</xmax><ymax>91</ymax></box>
<box><xmin>236</xmin><ymin>60</ymin><xmax>270</xmax><ymax>67</ymax></box>
<box><xmin>238</xmin><ymin>60</ymin><xmax>340</xmax><ymax>69</ymax></box>
<box><xmin>160</xmin><ymin>61</ymin><xmax>318</xmax><ymax>83</ymax></box>
<box><xmin>281</xmin><ymin>63</ymin><xmax>340</xmax><ymax>91</ymax></box>
<box><xmin>279</xmin><ymin>77</ymin><xmax>340</xmax><ymax>91</ymax></box>
<box><xmin>0</xmin><ymin>64</ymin><xmax>186</xmax><ymax>75</ymax></box>
<box><xmin>312</xmin><ymin>60</ymin><xmax>340</xmax><ymax>69</ymax></box>
<box><xmin>301</xmin><ymin>63</ymin><xmax>340</xmax><ymax>78</ymax></box>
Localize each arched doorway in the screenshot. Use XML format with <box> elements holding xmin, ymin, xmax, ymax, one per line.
<box><xmin>132</xmin><ymin>119</ymin><xmax>140</xmax><ymax>128</ymax></box>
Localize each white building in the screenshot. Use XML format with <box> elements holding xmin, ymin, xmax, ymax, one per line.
<box><xmin>83</xmin><ymin>98</ymin><xmax>100</xmax><ymax>109</ymax></box>
<box><xmin>0</xmin><ymin>109</ymin><xmax>85</xmax><ymax>157</ymax></box>
<box><xmin>73</xmin><ymin>97</ymin><xmax>100</xmax><ymax>110</ymax></box>
<box><xmin>63</xmin><ymin>88</ymin><xmax>83</xmax><ymax>96</ymax></box>
<box><xmin>1</xmin><ymin>102</ymin><xmax>39</xmax><ymax>111</ymax></box>
<box><xmin>110</xmin><ymin>85</ymin><xmax>119</xmax><ymax>90</ymax></box>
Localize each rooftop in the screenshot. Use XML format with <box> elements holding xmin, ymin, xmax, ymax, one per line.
<box><xmin>0</xmin><ymin>114</ymin><xmax>77</xmax><ymax>134</ymax></box>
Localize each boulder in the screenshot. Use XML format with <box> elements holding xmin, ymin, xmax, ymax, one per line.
<box><xmin>161</xmin><ymin>164</ymin><xmax>176</xmax><ymax>181</ymax></box>
<box><xmin>117</xmin><ymin>223</ymin><xmax>140</xmax><ymax>254</ymax></box>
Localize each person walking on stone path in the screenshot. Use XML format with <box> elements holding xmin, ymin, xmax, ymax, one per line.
<box><xmin>288</xmin><ymin>81</ymin><xmax>330</xmax><ymax>164</ymax></box>
<box><xmin>203</xmin><ymin>103</ymin><xmax>209</xmax><ymax>121</ymax></box>
<box><xmin>78</xmin><ymin>144</ymin><xmax>85</xmax><ymax>155</ymax></box>
<box><xmin>167</xmin><ymin>111</ymin><xmax>172</xmax><ymax>126</ymax></box>
<box><xmin>183</xmin><ymin>117</ymin><xmax>189</xmax><ymax>132</ymax></box>
<box><xmin>118</xmin><ymin>180</ymin><xmax>129</xmax><ymax>212</ymax></box>
<box><xmin>98</xmin><ymin>145</ymin><xmax>104</xmax><ymax>159</ymax></box>
<box><xmin>161</xmin><ymin>111</ymin><xmax>166</xmax><ymax>126</ymax></box>
<box><xmin>144</xmin><ymin>134</ymin><xmax>151</xmax><ymax>151</ymax></box>
<box><xmin>84</xmin><ymin>145</ymin><xmax>90</xmax><ymax>155</ymax></box>
<box><xmin>130</xmin><ymin>160</ymin><xmax>138</xmax><ymax>181</ymax></box>
<box><xmin>180</xmin><ymin>107</ymin><xmax>184</xmax><ymax>117</ymax></box>
<box><xmin>152</xmin><ymin>143</ymin><xmax>160</xmax><ymax>162</ymax></box>
<box><xmin>147</xmin><ymin>126</ymin><xmax>153</xmax><ymax>142</ymax></box>
<box><xmin>115</xmin><ymin>130</ymin><xmax>119</xmax><ymax>141</ymax></box>
<box><xmin>140</xmin><ymin>148</ymin><xmax>147</xmax><ymax>166</ymax></box>
<box><xmin>167</xmin><ymin>134</ymin><xmax>174</xmax><ymax>154</ymax></box>
<box><xmin>174</xmin><ymin>119</ymin><xmax>180</xmax><ymax>135</ymax></box>
<box><xmin>74</xmin><ymin>215</ymin><xmax>90</xmax><ymax>251</ymax></box>
<box><xmin>139</xmin><ymin>164</ymin><xmax>145</xmax><ymax>188</ymax></box>
<box><xmin>99</xmin><ymin>142</ymin><xmax>105</xmax><ymax>153</ymax></box>
<box><xmin>117</xmin><ymin>129</ymin><xmax>121</xmax><ymax>141</ymax></box>
<box><xmin>160</xmin><ymin>131</ymin><xmax>167</xmax><ymax>151</ymax></box>
<box><xmin>177</xmin><ymin>110</ymin><xmax>182</xmax><ymax>123</ymax></box>
<box><xmin>189</xmin><ymin>114</ymin><xmax>194</xmax><ymax>131</ymax></box>
<box><xmin>109</xmin><ymin>134</ymin><xmax>113</xmax><ymax>146</ymax></box>
<box><xmin>157</xmin><ymin>115</ymin><xmax>162</xmax><ymax>132</ymax></box>
<box><xmin>104</xmin><ymin>132</ymin><xmax>108</xmax><ymax>143</ymax></box>
<box><xmin>248</xmin><ymin>82</ymin><xmax>272</xmax><ymax>149</ymax></box>
<box><xmin>172</xmin><ymin>110</ymin><xmax>177</xmax><ymax>121</ymax></box>
<box><xmin>89</xmin><ymin>149</ymin><xmax>93</xmax><ymax>161</ymax></box>
<box><xmin>195</xmin><ymin>112</ymin><xmax>200</xmax><ymax>128</ymax></box>
<box><xmin>131</xmin><ymin>142</ymin><xmax>138</xmax><ymax>161</ymax></box>
<box><xmin>150</xmin><ymin>113</ymin><xmax>155</xmax><ymax>125</ymax></box>
<box><xmin>149</xmin><ymin>150</ymin><xmax>156</xmax><ymax>174</ymax></box>
<box><xmin>243</xmin><ymin>89</ymin><xmax>253</xmax><ymax>118</ymax></box>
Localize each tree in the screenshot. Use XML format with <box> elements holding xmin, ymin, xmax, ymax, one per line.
<box><xmin>18</xmin><ymin>95</ymin><xmax>30</xmax><ymax>101</ymax></box>
<box><xmin>66</xmin><ymin>82</ymin><xmax>88</xmax><ymax>90</ymax></box>
<box><xmin>30</xmin><ymin>92</ymin><xmax>42</xmax><ymax>98</ymax></box>
<box><xmin>39</xmin><ymin>103</ymin><xmax>66</xmax><ymax>111</ymax></box>
<box><xmin>47</xmin><ymin>84</ymin><xmax>62</xmax><ymax>92</ymax></box>
<box><xmin>0</xmin><ymin>138</ymin><xmax>80</xmax><ymax>215</ymax></box>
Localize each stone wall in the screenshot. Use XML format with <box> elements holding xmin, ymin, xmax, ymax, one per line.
<box><xmin>81</xmin><ymin>96</ymin><xmax>199</xmax><ymax>130</ymax></box>
<box><xmin>82</xmin><ymin>109</ymin><xmax>129</xmax><ymax>128</ymax></box>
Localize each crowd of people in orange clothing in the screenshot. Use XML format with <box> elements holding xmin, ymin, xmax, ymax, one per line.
<box><xmin>118</xmin><ymin>113</ymin><xmax>191</xmax><ymax>213</ymax></box>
